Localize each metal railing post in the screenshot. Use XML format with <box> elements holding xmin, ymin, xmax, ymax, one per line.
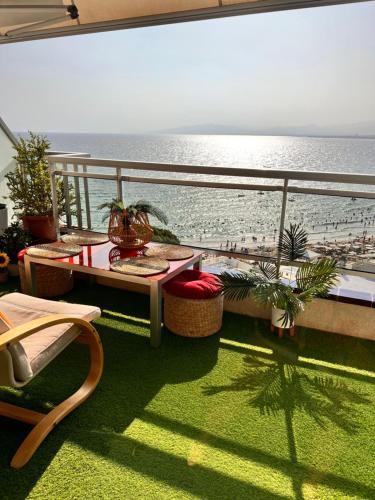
<box><xmin>82</xmin><ymin>165</ymin><xmax>92</xmax><ymax>229</ymax></box>
<box><xmin>73</xmin><ymin>165</ymin><xmax>83</xmax><ymax>229</ymax></box>
<box><xmin>276</xmin><ymin>178</ymin><xmax>289</xmax><ymax>272</ymax></box>
<box><xmin>48</xmin><ymin>159</ymin><xmax>60</xmax><ymax>240</ymax></box>
<box><xmin>62</xmin><ymin>162</ymin><xmax>72</xmax><ymax>228</ymax></box>
<box><xmin>116</xmin><ymin>167</ymin><xmax>123</xmax><ymax>202</ymax></box>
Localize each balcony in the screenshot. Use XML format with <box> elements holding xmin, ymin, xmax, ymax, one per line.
<box><xmin>1</xmin><ymin>0</ymin><xmax>374</xmax><ymax>496</ymax></box>
<box><xmin>0</xmin><ymin>151</ymin><xmax>373</xmax><ymax>497</ymax></box>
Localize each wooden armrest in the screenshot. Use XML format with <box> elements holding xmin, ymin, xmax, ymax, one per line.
<box><xmin>0</xmin><ymin>315</ymin><xmax>96</xmax><ymax>351</ymax></box>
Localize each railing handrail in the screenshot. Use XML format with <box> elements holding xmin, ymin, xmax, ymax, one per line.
<box><xmin>50</xmin><ymin>170</ymin><xmax>375</xmax><ymax>200</ymax></box>
<box><xmin>48</xmin><ymin>151</ymin><xmax>91</xmax><ymax>158</ymax></box>
<box><xmin>48</xmin><ymin>154</ymin><xmax>375</xmax><ymax>186</ymax></box>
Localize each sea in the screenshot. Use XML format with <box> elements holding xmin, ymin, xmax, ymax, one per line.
<box><xmin>43</xmin><ymin>133</ymin><xmax>375</xmax><ymax>252</ymax></box>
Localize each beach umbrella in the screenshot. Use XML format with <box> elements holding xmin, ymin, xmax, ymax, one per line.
<box><xmin>304</xmin><ymin>249</ymin><xmax>321</xmax><ymax>261</ymax></box>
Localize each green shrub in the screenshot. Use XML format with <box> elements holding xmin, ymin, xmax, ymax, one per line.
<box><xmin>151</xmin><ymin>226</ymin><xmax>180</xmax><ymax>244</ymax></box>
<box><xmin>6</xmin><ymin>132</ymin><xmax>73</xmax><ymax>217</ymax></box>
<box><xmin>0</xmin><ymin>221</ymin><xmax>33</xmax><ymax>263</ymax></box>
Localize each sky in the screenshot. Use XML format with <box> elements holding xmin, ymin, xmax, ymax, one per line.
<box><xmin>0</xmin><ymin>1</ymin><xmax>374</xmax><ymax>134</ymax></box>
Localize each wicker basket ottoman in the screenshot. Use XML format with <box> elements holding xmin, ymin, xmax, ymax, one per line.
<box><xmin>162</xmin><ymin>270</ymin><xmax>223</xmax><ymax>337</ymax></box>
<box><xmin>18</xmin><ymin>249</ymin><xmax>74</xmax><ymax>298</ymax></box>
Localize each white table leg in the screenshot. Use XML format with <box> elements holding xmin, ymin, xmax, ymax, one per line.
<box><xmin>150</xmin><ymin>281</ymin><xmax>162</xmax><ymax>347</ymax></box>
<box><xmin>193</xmin><ymin>255</ymin><xmax>202</xmax><ymax>271</ymax></box>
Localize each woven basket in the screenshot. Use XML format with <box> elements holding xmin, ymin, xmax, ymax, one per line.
<box><xmin>108</xmin><ymin>211</ymin><xmax>153</xmax><ymax>249</ymax></box>
<box><xmin>163</xmin><ymin>291</ymin><xmax>223</xmax><ymax>337</ymax></box>
<box><xmin>19</xmin><ymin>261</ymin><xmax>73</xmax><ymax>298</ymax></box>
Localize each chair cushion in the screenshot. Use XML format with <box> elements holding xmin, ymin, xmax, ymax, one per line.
<box><xmin>0</xmin><ymin>309</ymin><xmax>33</xmax><ymax>382</ymax></box>
<box><xmin>162</xmin><ymin>270</ymin><xmax>221</xmax><ymax>300</ymax></box>
<box><xmin>0</xmin><ymin>293</ymin><xmax>101</xmax><ymax>382</ymax></box>
<box><xmin>0</xmin><ymin>310</ymin><xmax>12</xmax><ymax>333</ymax></box>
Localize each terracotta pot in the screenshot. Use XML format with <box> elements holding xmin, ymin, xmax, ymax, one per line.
<box><xmin>22</xmin><ymin>214</ymin><xmax>57</xmax><ymax>241</ymax></box>
<box><xmin>0</xmin><ymin>270</ymin><xmax>8</xmax><ymax>283</ymax></box>
<box><xmin>7</xmin><ymin>263</ymin><xmax>19</xmax><ymax>277</ymax></box>
<box><xmin>271</xmin><ymin>307</ymin><xmax>294</xmax><ymax>329</ymax></box>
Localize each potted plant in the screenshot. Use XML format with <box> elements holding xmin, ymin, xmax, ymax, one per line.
<box><xmin>98</xmin><ymin>199</ymin><xmax>168</xmax><ymax>249</ymax></box>
<box><xmin>219</xmin><ymin>224</ymin><xmax>339</xmax><ymax>330</ymax></box>
<box><xmin>0</xmin><ymin>221</ymin><xmax>33</xmax><ymax>276</ymax></box>
<box><xmin>5</xmin><ymin>132</ymin><xmax>73</xmax><ymax>241</ymax></box>
<box><xmin>0</xmin><ymin>252</ymin><xmax>10</xmax><ymax>283</ymax></box>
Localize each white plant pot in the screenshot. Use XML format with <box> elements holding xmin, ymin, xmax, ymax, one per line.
<box><xmin>271</xmin><ymin>307</ymin><xmax>294</xmax><ymax>329</ymax></box>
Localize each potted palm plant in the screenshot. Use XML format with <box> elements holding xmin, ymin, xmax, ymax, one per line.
<box><xmin>5</xmin><ymin>132</ymin><xmax>73</xmax><ymax>241</ymax></box>
<box><xmin>98</xmin><ymin>199</ymin><xmax>168</xmax><ymax>249</ymax></box>
<box><xmin>219</xmin><ymin>224</ymin><xmax>339</xmax><ymax>330</ymax></box>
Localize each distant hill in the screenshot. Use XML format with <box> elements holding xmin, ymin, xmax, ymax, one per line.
<box><xmin>156</xmin><ymin>121</ymin><xmax>375</xmax><ymax>138</ymax></box>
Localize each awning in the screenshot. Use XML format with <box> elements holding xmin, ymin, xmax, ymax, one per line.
<box><xmin>0</xmin><ymin>0</ymin><xmax>368</xmax><ymax>44</ymax></box>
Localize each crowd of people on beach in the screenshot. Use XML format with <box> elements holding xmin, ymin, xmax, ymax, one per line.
<box><xmin>175</xmin><ymin>196</ymin><xmax>375</xmax><ymax>269</ymax></box>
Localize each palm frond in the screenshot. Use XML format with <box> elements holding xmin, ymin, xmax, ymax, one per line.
<box><xmin>251</xmin><ymin>282</ymin><xmax>282</xmax><ymax>306</ymax></box>
<box><xmin>277</xmin><ymin>290</ymin><xmax>304</xmax><ymax>327</ymax></box>
<box><xmin>296</xmin><ymin>258</ymin><xmax>339</xmax><ymax>300</ymax></box>
<box><xmin>129</xmin><ymin>200</ymin><xmax>168</xmax><ymax>225</ymax></box>
<box><xmin>218</xmin><ymin>271</ymin><xmax>260</xmax><ymax>302</ymax></box>
<box><xmin>258</xmin><ymin>261</ymin><xmax>279</xmax><ymax>280</ymax></box>
<box><xmin>253</xmin><ymin>284</ymin><xmax>304</xmax><ymax>327</ymax></box>
<box><xmin>278</xmin><ymin>223</ymin><xmax>308</xmax><ymax>261</ymax></box>
<box><xmin>97</xmin><ymin>198</ymin><xmax>124</xmax><ymax>222</ymax></box>
<box><xmin>252</xmin><ymin>282</ymin><xmax>288</xmax><ymax>307</ymax></box>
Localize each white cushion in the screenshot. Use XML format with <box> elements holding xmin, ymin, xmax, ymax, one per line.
<box><xmin>0</xmin><ymin>309</ymin><xmax>33</xmax><ymax>382</ymax></box>
<box><xmin>0</xmin><ymin>293</ymin><xmax>101</xmax><ymax>382</ymax></box>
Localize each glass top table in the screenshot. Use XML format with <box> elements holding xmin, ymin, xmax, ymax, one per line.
<box><xmin>23</xmin><ymin>241</ymin><xmax>203</xmax><ymax>347</ymax></box>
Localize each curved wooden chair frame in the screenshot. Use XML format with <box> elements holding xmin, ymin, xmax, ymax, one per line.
<box><xmin>0</xmin><ymin>315</ymin><xmax>103</xmax><ymax>469</ymax></box>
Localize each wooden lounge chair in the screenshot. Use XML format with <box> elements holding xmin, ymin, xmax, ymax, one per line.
<box><xmin>0</xmin><ymin>293</ymin><xmax>103</xmax><ymax>469</ymax></box>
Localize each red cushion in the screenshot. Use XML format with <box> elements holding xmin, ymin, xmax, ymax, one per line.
<box><xmin>163</xmin><ymin>270</ymin><xmax>220</xmax><ymax>300</ymax></box>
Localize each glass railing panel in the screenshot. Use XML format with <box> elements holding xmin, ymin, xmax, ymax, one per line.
<box><xmin>68</xmin><ymin>176</ymin><xmax>282</xmax><ymax>274</ymax></box>
<box><xmin>67</xmin><ymin>175</ymin><xmax>118</xmax><ymax>230</ymax></box>
<box><xmin>52</xmin><ymin>156</ymin><xmax>375</xmax><ymax>278</ymax></box>
<box><xmin>284</xmin><ymin>193</ymin><xmax>375</xmax><ymax>274</ymax></box>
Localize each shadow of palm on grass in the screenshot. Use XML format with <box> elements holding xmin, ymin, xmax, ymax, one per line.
<box><xmin>204</xmin><ymin>353</ymin><xmax>370</xmax><ymax>432</ymax></box>
<box><xmin>203</xmin><ymin>345</ymin><xmax>372</xmax><ymax>500</ymax></box>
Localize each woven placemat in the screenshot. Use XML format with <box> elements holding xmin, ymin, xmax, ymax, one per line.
<box><xmin>110</xmin><ymin>257</ymin><xmax>170</xmax><ymax>276</ymax></box>
<box><xmin>61</xmin><ymin>231</ymin><xmax>109</xmax><ymax>246</ymax></box>
<box><xmin>27</xmin><ymin>242</ymin><xmax>83</xmax><ymax>259</ymax></box>
<box><xmin>144</xmin><ymin>244</ymin><xmax>194</xmax><ymax>261</ymax></box>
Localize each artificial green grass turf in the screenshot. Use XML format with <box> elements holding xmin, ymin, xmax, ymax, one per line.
<box><xmin>0</xmin><ymin>278</ymin><xmax>374</xmax><ymax>499</ymax></box>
